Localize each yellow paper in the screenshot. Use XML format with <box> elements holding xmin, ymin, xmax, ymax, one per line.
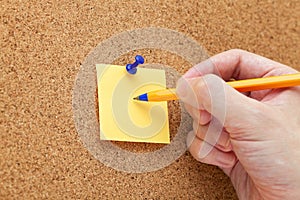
<box><xmin>96</xmin><ymin>64</ymin><xmax>170</xmax><ymax>144</ymax></box>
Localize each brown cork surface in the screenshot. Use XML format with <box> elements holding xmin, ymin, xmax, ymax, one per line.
<box><xmin>1</xmin><ymin>0</ymin><xmax>299</xmax><ymax>199</ymax></box>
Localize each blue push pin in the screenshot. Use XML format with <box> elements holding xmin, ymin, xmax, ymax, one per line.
<box><xmin>126</xmin><ymin>55</ymin><xmax>144</xmax><ymax>74</ymax></box>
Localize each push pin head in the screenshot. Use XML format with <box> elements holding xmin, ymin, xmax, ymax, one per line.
<box><xmin>126</xmin><ymin>55</ymin><xmax>144</xmax><ymax>74</ymax></box>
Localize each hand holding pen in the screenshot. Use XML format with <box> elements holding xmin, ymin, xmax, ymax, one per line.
<box><xmin>148</xmin><ymin>49</ymin><xmax>300</xmax><ymax>199</ymax></box>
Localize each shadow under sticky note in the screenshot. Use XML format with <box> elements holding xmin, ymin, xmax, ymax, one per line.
<box><xmin>96</xmin><ymin>64</ymin><xmax>170</xmax><ymax>144</ymax></box>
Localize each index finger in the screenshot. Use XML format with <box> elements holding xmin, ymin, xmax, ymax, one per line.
<box><xmin>184</xmin><ymin>49</ymin><xmax>297</xmax><ymax>80</ymax></box>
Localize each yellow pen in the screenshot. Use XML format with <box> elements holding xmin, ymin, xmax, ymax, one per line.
<box><xmin>133</xmin><ymin>73</ymin><xmax>300</xmax><ymax>102</ymax></box>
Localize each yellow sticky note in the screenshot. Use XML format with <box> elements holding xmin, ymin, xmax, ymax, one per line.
<box><xmin>96</xmin><ymin>64</ymin><xmax>170</xmax><ymax>144</ymax></box>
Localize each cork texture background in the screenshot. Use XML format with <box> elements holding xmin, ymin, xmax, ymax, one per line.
<box><xmin>1</xmin><ymin>0</ymin><xmax>299</xmax><ymax>199</ymax></box>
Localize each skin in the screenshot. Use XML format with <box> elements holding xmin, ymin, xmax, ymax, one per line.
<box><xmin>176</xmin><ymin>49</ymin><xmax>300</xmax><ymax>200</ymax></box>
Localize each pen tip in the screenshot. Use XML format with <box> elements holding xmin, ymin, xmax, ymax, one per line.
<box><xmin>133</xmin><ymin>96</ymin><xmax>139</xmax><ymax>100</ymax></box>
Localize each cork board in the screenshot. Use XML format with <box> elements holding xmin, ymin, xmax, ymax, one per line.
<box><xmin>1</xmin><ymin>0</ymin><xmax>299</xmax><ymax>199</ymax></box>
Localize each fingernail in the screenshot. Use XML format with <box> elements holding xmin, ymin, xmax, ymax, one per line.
<box><xmin>199</xmin><ymin>114</ymin><xmax>205</xmax><ymax>125</ymax></box>
<box><xmin>199</xmin><ymin>110</ymin><xmax>211</xmax><ymax>125</ymax></box>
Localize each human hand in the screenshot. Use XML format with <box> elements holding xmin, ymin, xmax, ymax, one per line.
<box><xmin>176</xmin><ymin>49</ymin><xmax>300</xmax><ymax>199</ymax></box>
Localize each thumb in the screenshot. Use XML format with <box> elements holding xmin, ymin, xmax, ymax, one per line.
<box><xmin>176</xmin><ymin>74</ymin><xmax>268</xmax><ymax>133</ymax></box>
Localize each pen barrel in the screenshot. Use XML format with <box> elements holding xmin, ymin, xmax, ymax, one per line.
<box><xmin>144</xmin><ymin>73</ymin><xmax>300</xmax><ymax>102</ymax></box>
<box><xmin>147</xmin><ymin>89</ymin><xmax>178</xmax><ymax>102</ymax></box>
<box><xmin>228</xmin><ymin>73</ymin><xmax>300</xmax><ymax>92</ymax></box>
